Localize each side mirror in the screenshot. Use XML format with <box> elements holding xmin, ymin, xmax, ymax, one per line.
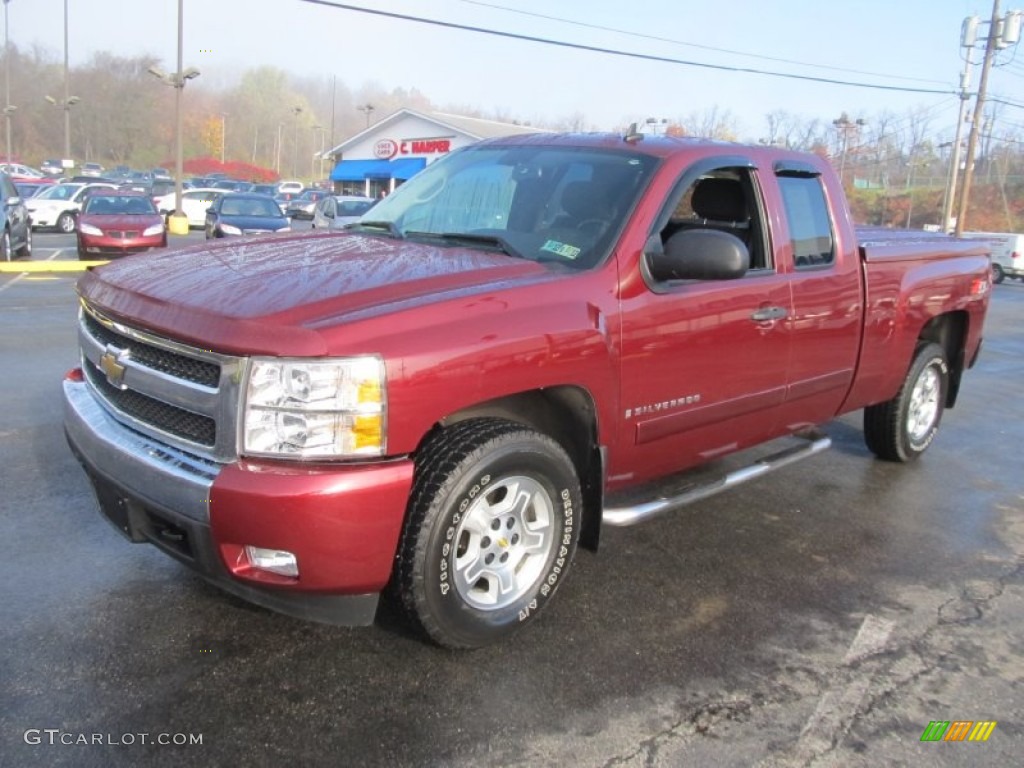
<box><xmin>647</xmin><ymin>228</ymin><xmax>749</xmax><ymax>282</ymax></box>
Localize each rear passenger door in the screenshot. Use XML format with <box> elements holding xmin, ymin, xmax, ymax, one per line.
<box><xmin>771</xmin><ymin>164</ymin><xmax>861</xmax><ymax>428</ymax></box>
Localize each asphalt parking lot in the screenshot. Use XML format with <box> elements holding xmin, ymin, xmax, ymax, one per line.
<box><xmin>2</xmin><ymin>231</ymin><xmax>1022</xmax><ymax>767</ymax></box>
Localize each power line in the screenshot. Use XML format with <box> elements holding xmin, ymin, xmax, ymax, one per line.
<box><xmin>456</xmin><ymin>0</ymin><xmax>953</xmax><ymax>87</ymax></box>
<box><xmin>298</xmin><ymin>0</ymin><xmax>959</xmax><ymax>97</ymax></box>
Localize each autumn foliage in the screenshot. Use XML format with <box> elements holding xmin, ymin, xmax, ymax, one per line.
<box><xmin>168</xmin><ymin>157</ymin><xmax>278</xmax><ymax>183</ymax></box>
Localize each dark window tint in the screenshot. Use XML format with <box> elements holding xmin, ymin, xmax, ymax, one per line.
<box><xmin>777</xmin><ymin>175</ymin><xmax>834</xmax><ymax>267</ymax></box>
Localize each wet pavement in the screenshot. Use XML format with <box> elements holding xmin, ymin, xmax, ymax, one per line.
<box><xmin>2</xmin><ymin>243</ymin><xmax>1021</xmax><ymax>767</ymax></box>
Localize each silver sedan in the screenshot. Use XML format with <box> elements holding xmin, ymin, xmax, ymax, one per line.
<box><xmin>311</xmin><ymin>195</ymin><xmax>377</xmax><ymax>230</ymax></box>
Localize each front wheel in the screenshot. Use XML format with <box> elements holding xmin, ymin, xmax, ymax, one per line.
<box><xmin>864</xmin><ymin>342</ymin><xmax>948</xmax><ymax>462</ymax></box>
<box><xmin>992</xmin><ymin>264</ymin><xmax>1005</xmax><ymax>284</ymax></box>
<box><xmin>56</xmin><ymin>211</ymin><xmax>76</xmax><ymax>234</ymax></box>
<box><xmin>15</xmin><ymin>224</ymin><xmax>31</xmax><ymax>259</ymax></box>
<box><xmin>394</xmin><ymin>418</ymin><xmax>582</xmax><ymax>648</ymax></box>
<box><xmin>1</xmin><ymin>229</ymin><xmax>11</xmax><ymax>262</ymax></box>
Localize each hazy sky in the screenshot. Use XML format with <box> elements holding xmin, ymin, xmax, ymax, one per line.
<box><xmin>6</xmin><ymin>0</ymin><xmax>1020</xmax><ymax>142</ymax></box>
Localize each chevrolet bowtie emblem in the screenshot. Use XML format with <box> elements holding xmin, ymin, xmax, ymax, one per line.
<box><xmin>99</xmin><ymin>344</ymin><xmax>129</xmax><ymax>389</ymax></box>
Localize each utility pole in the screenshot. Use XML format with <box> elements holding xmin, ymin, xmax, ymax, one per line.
<box><xmin>954</xmin><ymin>1</ymin><xmax>1021</xmax><ymax>235</ymax></box>
<box><xmin>941</xmin><ymin>52</ymin><xmax>973</xmax><ymax>233</ymax></box>
<box><xmin>3</xmin><ymin>0</ymin><xmax>13</xmax><ymax>166</ymax></box>
<box><xmin>832</xmin><ymin>113</ymin><xmax>865</xmax><ymax>184</ymax></box>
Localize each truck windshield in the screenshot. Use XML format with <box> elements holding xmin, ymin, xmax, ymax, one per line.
<box><xmin>355</xmin><ymin>145</ymin><xmax>659</xmax><ymax>269</ymax></box>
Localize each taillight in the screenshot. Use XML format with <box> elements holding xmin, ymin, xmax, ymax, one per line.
<box><xmin>1011</xmin><ymin>251</ymin><xmax>1020</xmax><ymax>259</ymax></box>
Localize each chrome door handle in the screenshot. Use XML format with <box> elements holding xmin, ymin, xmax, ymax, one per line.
<box><xmin>750</xmin><ymin>306</ymin><xmax>788</xmax><ymax>322</ymax></box>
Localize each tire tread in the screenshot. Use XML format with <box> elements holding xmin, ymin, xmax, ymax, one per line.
<box><xmin>393</xmin><ymin>418</ymin><xmax>574</xmax><ymax>647</ymax></box>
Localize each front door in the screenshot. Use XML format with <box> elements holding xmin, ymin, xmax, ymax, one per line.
<box><xmin>614</xmin><ymin>161</ymin><xmax>793</xmax><ymax>487</ymax></box>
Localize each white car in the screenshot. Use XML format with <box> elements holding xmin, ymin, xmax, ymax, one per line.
<box><xmin>960</xmin><ymin>231</ymin><xmax>1024</xmax><ymax>284</ymax></box>
<box><xmin>277</xmin><ymin>180</ymin><xmax>304</xmax><ymax>195</ymax></box>
<box><xmin>311</xmin><ymin>195</ymin><xmax>376</xmax><ymax>230</ymax></box>
<box><xmin>26</xmin><ymin>182</ymin><xmax>118</xmax><ymax>232</ymax></box>
<box><xmin>153</xmin><ymin>188</ymin><xmax>225</xmax><ymax>229</ymax></box>
<box><xmin>0</xmin><ymin>163</ymin><xmax>45</xmax><ymax>179</ymax></box>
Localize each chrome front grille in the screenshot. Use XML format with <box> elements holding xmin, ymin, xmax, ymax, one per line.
<box><xmin>78</xmin><ymin>301</ymin><xmax>245</xmax><ymax>462</ymax></box>
<box><xmin>82</xmin><ymin>312</ymin><xmax>220</xmax><ymax>387</ymax></box>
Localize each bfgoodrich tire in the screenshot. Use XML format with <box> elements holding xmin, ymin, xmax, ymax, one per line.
<box><xmin>864</xmin><ymin>342</ymin><xmax>948</xmax><ymax>462</ymax></box>
<box><xmin>394</xmin><ymin>418</ymin><xmax>582</xmax><ymax>648</ymax></box>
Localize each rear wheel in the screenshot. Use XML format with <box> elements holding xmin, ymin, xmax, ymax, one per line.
<box><xmin>394</xmin><ymin>418</ymin><xmax>582</xmax><ymax>648</ymax></box>
<box><xmin>992</xmin><ymin>263</ymin><xmax>1005</xmax><ymax>284</ymax></box>
<box><xmin>864</xmin><ymin>342</ymin><xmax>948</xmax><ymax>462</ymax></box>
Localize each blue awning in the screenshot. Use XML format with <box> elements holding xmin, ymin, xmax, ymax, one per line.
<box><xmin>330</xmin><ymin>158</ymin><xmax>426</xmax><ymax>182</ymax></box>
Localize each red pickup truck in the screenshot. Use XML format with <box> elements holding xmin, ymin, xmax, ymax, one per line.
<box><xmin>63</xmin><ymin>132</ymin><xmax>991</xmax><ymax>648</ymax></box>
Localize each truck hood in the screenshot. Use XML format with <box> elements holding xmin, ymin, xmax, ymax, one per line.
<box><xmin>78</xmin><ymin>231</ymin><xmax>554</xmax><ymax>356</ymax></box>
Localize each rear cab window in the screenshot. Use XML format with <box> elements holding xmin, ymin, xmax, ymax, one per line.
<box><xmin>776</xmin><ymin>172</ymin><xmax>835</xmax><ymax>269</ymax></box>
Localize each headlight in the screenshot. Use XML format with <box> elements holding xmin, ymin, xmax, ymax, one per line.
<box><xmin>242</xmin><ymin>356</ymin><xmax>385</xmax><ymax>458</ymax></box>
<box><xmin>143</xmin><ymin>223</ymin><xmax>165</xmax><ymax>236</ymax></box>
<box><xmin>221</xmin><ymin>223</ymin><xmax>242</xmax><ymax>235</ymax></box>
<box><xmin>78</xmin><ymin>223</ymin><xmax>103</xmax><ymax>236</ymax></box>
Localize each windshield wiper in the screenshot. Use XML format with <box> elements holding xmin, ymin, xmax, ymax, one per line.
<box><xmin>347</xmin><ymin>220</ymin><xmax>403</xmax><ymax>239</ymax></box>
<box><xmin>405</xmin><ymin>231</ymin><xmax>525</xmax><ymax>260</ymax></box>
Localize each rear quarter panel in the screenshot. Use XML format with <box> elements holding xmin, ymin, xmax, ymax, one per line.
<box><xmin>841</xmin><ymin>233</ymin><xmax>990</xmax><ymax>411</ymax></box>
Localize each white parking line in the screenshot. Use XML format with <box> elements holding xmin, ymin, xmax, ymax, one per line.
<box><xmin>792</xmin><ymin>615</ymin><xmax>895</xmax><ymax>761</ymax></box>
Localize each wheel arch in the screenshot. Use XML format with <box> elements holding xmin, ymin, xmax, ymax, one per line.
<box><xmin>426</xmin><ymin>386</ymin><xmax>605</xmax><ymax>551</ymax></box>
<box><xmin>918</xmin><ymin>310</ymin><xmax>967</xmax><ymax>408</ymax></box>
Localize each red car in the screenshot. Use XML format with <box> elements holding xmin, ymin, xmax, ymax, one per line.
<box><xmin>77</xmin><ymin>190</ymin><xmax>167</xmax><ymax>260</ymax></box>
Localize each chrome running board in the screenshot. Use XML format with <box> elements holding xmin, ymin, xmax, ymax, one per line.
<box><xmin>602</xmin><ymin>431</ymin><xmax>832</xmax><ymax>527</ymax></box>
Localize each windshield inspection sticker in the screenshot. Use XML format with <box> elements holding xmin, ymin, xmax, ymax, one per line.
<box><xmin>541</xmin><ymin>240</ymin><xmax>581</xmax><ymax>260</ymax></box>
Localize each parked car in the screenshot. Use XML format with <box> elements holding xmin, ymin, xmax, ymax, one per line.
<box><xmin>76</xmin><ymin>190</ymin><xmax>166</xmax><ymax>260</ymax></box>
<box><xmin>277</xmin><ymin>180</ymin><xmax>304</xmax><ymax>195</ymax></box>
<box><xmin>251</xmin><ymin>183</ymin><xmax>278</xmax><ymax>197</ymax></box>
<box><xmin>273</xmin><ymin>191</ymin><xmax>298</xmax><ymax>214</ymax></box>
<box><xmin>285</xmin><ymin>189</ymin><xmax>330</xmax><ymax>220</ymax></box>
<box><xmin>959</xmin><ymin>231</ymin><xmax>1024</xmax><ymax>283</ymax></box>
<box><xmin>205</xmin><ymin>193</ymin><xmax>291</xmax><ymax>239</ymax></box>
<box><xmin>26</xmin><ymin>182</ymin><xmax>118</xmax><ymax>232</ymax></box>
<box><xmin>80</xmin><ymin>162</ymin><xmax>105</xmax><ymax>178</ymax></box>
<box><xmin>40</xmin><ymin>159</ymin><xmax>65</xmax><ymax>176</ymax></box>
<box><xmin>13</xmin><ymin>181</ymin><xmax>53</xmax><ymax>199</ymax></box>
<box><xmin>0</xmin><ymin>162</ymin><xmax>44</xmax><ymax>180</ymax></box>
<box><xmin>153</xmin><ymin>187</ymin><xmax>224</xmax><ymax>228</ymax></box>
<box><xmin>152</xmin><ymin>167</ymin><xmax>172</xmax><ymax>180</ymax></box>
<box><xmin>0</xmin><ymin>171</ymin><xmax>32</xmax><ymax>261</ymax></box>
<box><xmin>311</xmin><ymin>195</ymin><xmax>376</xmax><ymax>230</ymax></box>
<box><xmin>212</xmin><ymin>179</ymin><xmax>255</xmax><ymax>193</ymax></box>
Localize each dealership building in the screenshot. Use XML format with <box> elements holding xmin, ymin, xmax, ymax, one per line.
<box><xmin>326</xmin><ymin>109</ymin><xmax>544</xmax><ymax>197</ymax></box>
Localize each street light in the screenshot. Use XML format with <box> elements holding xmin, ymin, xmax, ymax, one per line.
<box><xmin>146</xmin><ymin>0</ymin><xmax>199</xmax><ymax>227</ymax></box>
<box><xmin>43</xmin><ymin>94</ymin><xmax>80</xmax><ymax>162</ymax></box>
<box><xmin>42</xmin><ymin>0</ymin><xmax>79</xmax><ymax>165</ymax></box>
<box><xmin>291</xmin><ymin>105</ymin><xmax>302</xmax><ymax>178</ymax></box>
<box><xmin>357</xmin><ymin>103</ymin><xmax>375</xmax><ymax>128</ymax></box>
<box><xmin>4</xmin><ymin>0</ymin><xmax>13</xmax><ymax>166</ymax></box>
